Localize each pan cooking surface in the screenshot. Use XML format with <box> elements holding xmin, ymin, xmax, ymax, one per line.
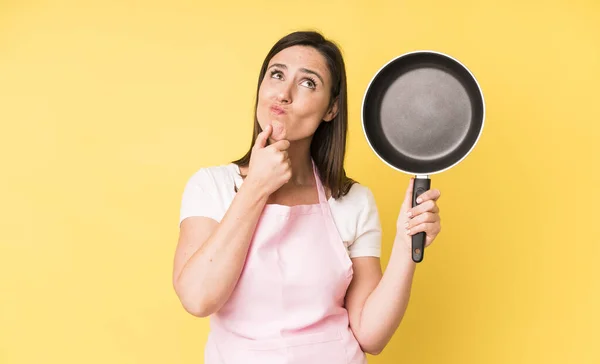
<box><xmin>380</xmin><ymin>67</ymin><xmax>471</xmax><ymax>160</ymax></box>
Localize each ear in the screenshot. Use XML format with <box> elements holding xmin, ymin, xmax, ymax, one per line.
<box><xmin>323</xmin><ymin>97</ymin><xmax>339</xmax><ymax>122</ymax></box>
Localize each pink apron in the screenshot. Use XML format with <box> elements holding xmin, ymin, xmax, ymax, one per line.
<box><xmin>204</xmin><ymin>159</ymin><xmax>367</xmax><ymax>364</ymax></box>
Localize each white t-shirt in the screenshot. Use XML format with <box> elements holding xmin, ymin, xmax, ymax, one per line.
<box><xmin>179</xmin><ymin>163</ymin><xmax>382</xmax><ymax>258</ymax></box>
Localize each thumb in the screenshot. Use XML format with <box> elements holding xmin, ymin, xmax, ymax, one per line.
<box><xmin>254</xmin><ymin>124</ymin><xmax>272</xmax><ymax>149</ymax></box>
<box><xmin>401</xmin><ymin>177</ymin><xmax>415</xmax><ymax>213</ymax></box>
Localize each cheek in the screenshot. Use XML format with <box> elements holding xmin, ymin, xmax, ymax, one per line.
<box><xmin>258</xmin><ymin>82</ymin><xmax>268</xmax><ymax>102</ymax></box>
<box><xmin>295</xmin><ymin>93</ymin><xmax>329</xmax><ymax>117</ymax></box>
<box><xmin>257</xmin><ymin>82</ymin><xmax>278</xmax><ymax>111</ymax></box>
<box><xmin>256</xmin><ymin>85</ymin><xmax>278</xmax><ymax>127</ymax></box>
<box><xmin>256</xmin><ymin>83</ymin><xmax>269</xmax><ymax>111</ymax></box>
<box><xmin>259</xmin><ymin>76</ymin><xmax>280</xmax><ymax>96</ymax></box>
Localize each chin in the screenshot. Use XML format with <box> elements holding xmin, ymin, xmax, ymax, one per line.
<box><xmin>258</xmin><ymin>115</ymin><xmax>288</xmax><ymax>140</ymax></box>
<box><xmin>271</xmin><ymin>120</ymin><xmax>288</xmax><ymax>140</ymax></box>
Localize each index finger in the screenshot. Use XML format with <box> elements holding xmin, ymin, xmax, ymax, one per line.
<box><xmin>416</xmin><ymin>189</ymin><xmax>441</xmax><ymax>204</ymax></box>
<box><xmin>269</xmin><ymin>139</ymin><xmax>290</xmax><ymax>151</ymax></box>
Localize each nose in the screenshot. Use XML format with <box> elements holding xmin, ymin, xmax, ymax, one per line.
<box><xmin>276</xmin><ymin>81</ymin><xmax>292</xmax><ymax>104</ymax></box>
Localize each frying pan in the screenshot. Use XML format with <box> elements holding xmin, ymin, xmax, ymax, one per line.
<box><xmin>361</xmin><ymin>50</ymin><xmax>485</xmax><ymax>263</ymax></box>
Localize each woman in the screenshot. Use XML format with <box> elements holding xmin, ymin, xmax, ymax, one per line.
<box><xmin>173</xmin><ymin>31</ymin><xmax>442</xmax><ymax>364</ymax></box>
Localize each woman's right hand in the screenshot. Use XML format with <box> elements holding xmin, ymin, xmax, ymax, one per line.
<box><xmin>245</xmin><ymin>124</ymin><xmax>292</xmax><ymax>197</ymax></box>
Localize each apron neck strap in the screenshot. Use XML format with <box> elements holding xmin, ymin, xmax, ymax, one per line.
<box><xmin>311</xmin><ymin>159</ymin><xmax>328</xmax><ymax>204</ymax></box>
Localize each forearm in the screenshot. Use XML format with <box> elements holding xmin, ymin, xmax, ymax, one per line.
<box><xmin>176</xmin><ymin>180</ymin><xmax>268</xmax><ymax>316</ymax></box>
<box><xmin>357</xmin><ymin>238</ymin><xmax>416</xmax><ymax>353</ymax></box>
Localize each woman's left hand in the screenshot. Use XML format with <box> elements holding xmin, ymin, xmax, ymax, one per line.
<box><xmin>396</xmin><ymin>178</ymin><xmax>442</xmax><ymax>249</ymax></box>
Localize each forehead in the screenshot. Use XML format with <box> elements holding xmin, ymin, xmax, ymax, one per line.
<box><xmin>268</xmin><ymin>45</ymin><xmax>331</xmax><ymax>84</ymax></box>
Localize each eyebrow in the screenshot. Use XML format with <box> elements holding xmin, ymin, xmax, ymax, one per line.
<box><xmin>268</xmin><ymin>63</ymin><xmax>324</xmax><ymax>85</ymax></box>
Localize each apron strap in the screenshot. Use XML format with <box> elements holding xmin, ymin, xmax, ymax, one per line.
<box><xmin>311</xmin><ymin>159</ymin><xmax>328</xmax><ymax>205</ymax></box>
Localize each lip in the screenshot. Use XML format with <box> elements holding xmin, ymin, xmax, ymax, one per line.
<box><xmin>270</xmin><ymin>105</ymin><xmax>286</xmax><ymax>115</ymax></box>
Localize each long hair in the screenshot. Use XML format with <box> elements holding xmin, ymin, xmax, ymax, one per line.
<box><xmin>232</xmin><ymin>30</ymin><xmax>356</xmax><ymax>199</ymax></box>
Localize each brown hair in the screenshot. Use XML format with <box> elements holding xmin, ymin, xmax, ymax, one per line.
<box><xmin>232</xmin><ymin>30</ymin><xmax>357</xmax><ymax>199</ymax></box>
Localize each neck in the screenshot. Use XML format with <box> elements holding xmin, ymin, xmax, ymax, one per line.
<box><xmin>276</xmin><ymin>137</ymin><xmax>314</xmax><ymax>186</ymax></box>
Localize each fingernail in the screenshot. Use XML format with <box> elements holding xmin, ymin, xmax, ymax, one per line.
<box><xmin>407</xmin><ymin>211</ymin><xmax>412</xmax><ymax>217</ymax></box>
<box><xmin>404</xmin><ymin>222</ymin><xmax>409</xmax><ymax>228</ymax></box>
<box><xmin>405</xmin><ymin>229</ymin><xmax>410</xmax><ymax>235</ymax></box>
<box><xmin>416</xmin><ymin>197</ymin><xmax>422</xmax><ymax>204</ymax></box>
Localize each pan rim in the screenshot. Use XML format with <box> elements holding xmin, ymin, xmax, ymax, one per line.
<box><xmin>360</xmin><ymin>49</ymin><xmax>486</xmax><ymax>176</ymax></box>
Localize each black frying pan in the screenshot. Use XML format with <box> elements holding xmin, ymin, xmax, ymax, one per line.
<box><xmin>361</xmin><ymin>50</ymin><xmax>485</xmax><ymax>263</ymax></box>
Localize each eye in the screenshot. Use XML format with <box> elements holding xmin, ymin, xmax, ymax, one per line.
<box><xmin>301</xmin><ymin>77</ymin><xmax>317</xmax><ymax>89</ymax></box>
<box><xmin>270</xmin><ymin>70</ymin><xmax>283</xmax><ymax>80</ymax></box>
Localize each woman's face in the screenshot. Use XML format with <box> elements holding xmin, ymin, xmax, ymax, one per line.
<box><xmin>256</xmin><ymin>45</ymin><xmax>338</xmax><ymax>142</ymax></box>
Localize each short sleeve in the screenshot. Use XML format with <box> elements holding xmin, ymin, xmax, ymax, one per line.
<box><xmin>347</xmin><ymin>187</ymin><xmax>382</xmax><ymax>258</ymax></box>
<box><xmin>179</xmin><ymin>169</ymin><xmax>224</xmax><ymax>225</ymax></box>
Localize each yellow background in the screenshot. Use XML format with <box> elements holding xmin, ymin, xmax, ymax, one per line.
<box><xmin>1</xmin><ymin>0</ymin><xmax>599</xmax><ymax>363</ymax></box>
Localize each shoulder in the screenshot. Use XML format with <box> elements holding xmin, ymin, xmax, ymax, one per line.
<box><xmin>182</xmin><ymin>163</ymin><xmax>241</xmax><ymax>195</ymax></box>
<box><xmin>179</xmin><ymin>163</ymin><xmax>239</xmax><ymax>224</ymax></box>
<box><xmin>331</xmin><ymin>182</ymin><xmax>377</xmax><ymax>210</ymax></box>
<box><xmin>186</xmin><ymin>163</ymin><xmax>239</xmax><ymax>185</ymax></box>
<box><xmin>329</xmin><ymin>182</ymin><xmax>380</xmax><ymax>231</ymax></box>
<box><xmin>330</xmin><ymin>182</ymin><xmax>382</xmax><ymax>258</ymax></box>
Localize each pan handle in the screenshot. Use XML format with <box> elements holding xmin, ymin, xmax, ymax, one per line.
<box><xmin>412</xmin><ymin>176</ymin><xmax>431</xmax><ymax>263</ymax></box>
